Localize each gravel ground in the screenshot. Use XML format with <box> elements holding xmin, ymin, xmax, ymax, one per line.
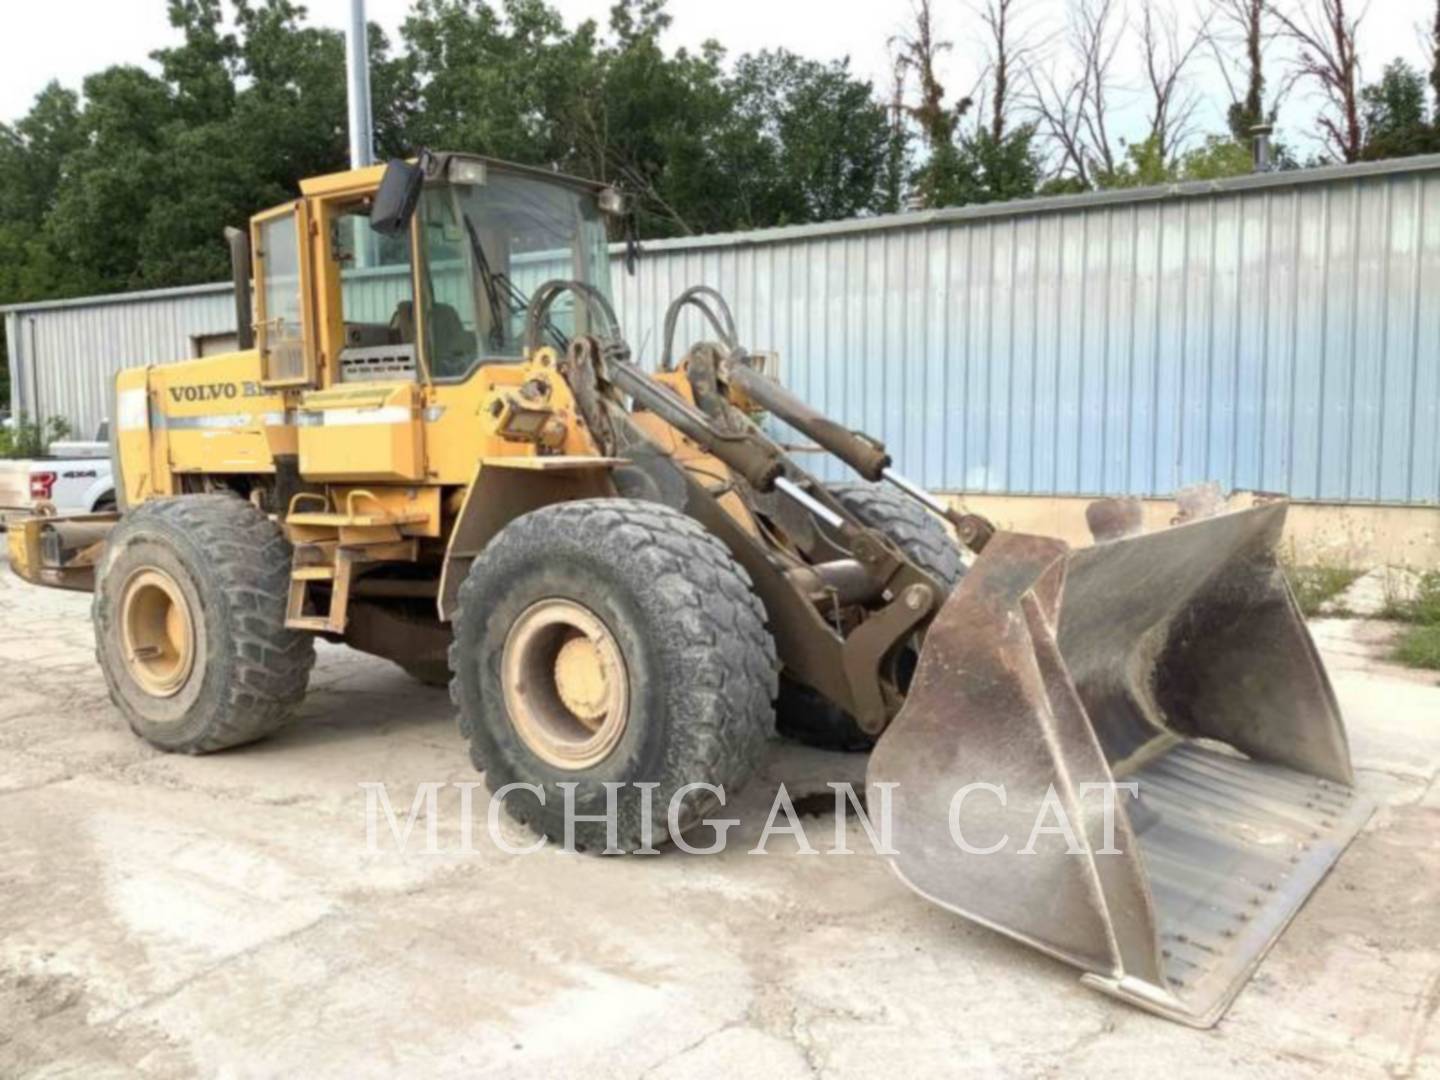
<box><xmin>1</xmin><ymin>552</ymin><xmax>1437</xmax><ymax>1079</ymax></box>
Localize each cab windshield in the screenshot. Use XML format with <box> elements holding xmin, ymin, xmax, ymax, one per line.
<box><xmin>417</xmin><ymin>170</ymin><xmax>612</xmax><ymax>378</ymax></box>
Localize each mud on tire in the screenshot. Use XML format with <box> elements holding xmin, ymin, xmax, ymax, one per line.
<box><xmin>93</xmin><ymin>495</ymin><xmax>315</xmax><ymax>753</ymax></box>
<box><xmin>450</xmin><ymin>498</ymin><xmax>778</xmax><ymax>851</ymax></box>
<box><xmin>776</xmin><ymin>481</ymin><xmax>966</xmax><ymax>752</ymax></box>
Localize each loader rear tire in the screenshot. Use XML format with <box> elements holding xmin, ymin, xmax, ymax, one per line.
<box><xmin>777</xmin><ymin>481</ymin><xmax>965</xmax><ymax>752</ymax></box>
<box><xmin>450</xmin><ymin>498</ymin><xmax>778</xmax><ymax>852</ymax></box>
<box><xmin>93</xmin><ymin>495</ymin><xmax>315</xmax><ymax>753</ymax></box>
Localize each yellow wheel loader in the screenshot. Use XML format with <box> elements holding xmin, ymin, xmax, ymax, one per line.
<box><xmin>6</xmin><ymin>153</ymin><xmax>1371</xmax><ymax>1027</ymax></box>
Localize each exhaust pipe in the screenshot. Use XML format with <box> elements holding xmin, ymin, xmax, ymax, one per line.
<box><xmin>225</xmin><ymin>227</ymin><xmax>255</xmax><ymax>351</ymax></box>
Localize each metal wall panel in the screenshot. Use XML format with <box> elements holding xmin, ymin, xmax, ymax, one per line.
<box><xmin>611</xmin><ymin>161</ymin><xmax>1440</xmax><ymax>505</ymax></box>
<box><xmin>6</xmin><ymin>156</ymin><xmax>1438</xmax><ymax>504</ymax></box>
<box><xmin>6</xmin><ymin>285</ymin><xmax>236</xmax><ymax>440</ymax></box>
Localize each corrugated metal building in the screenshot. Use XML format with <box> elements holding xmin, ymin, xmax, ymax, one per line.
<box><xmin>6</xmin><ymin>154</ymin><xmax>1439</xmax><ymax>508</ymax></box>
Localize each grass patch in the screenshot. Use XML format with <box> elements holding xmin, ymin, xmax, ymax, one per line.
<box><xmin>1393</xmin><ymin>625</ymin><xmax>1440</xmax><ymax>671</ymax></box>
<box><xmin>1282</xmin><ymin>561</ymin><xmax>1363</xmax><ymax>617</ymax></box>
<box><xmin>1384</xmin><ymin>571</ymin><xmax>1440</xmax><ymax>672</ymax></box>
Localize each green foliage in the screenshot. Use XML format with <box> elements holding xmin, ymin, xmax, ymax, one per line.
<box><xmin>394</xmin><ymin>2</ymin><xmax>895</xmax><ymax>236</ymax></box>
<box><xmin>911</xmin><ymin>125</ymin><xmax>1043</xmax><ymax>209</ymax></box>
<box><xmin>724</xmin><ymin>51</ymin><xmax>893</xmax><ymax>226</ymax></box>
<box><xmin>1395</xmin><ymin>625</ymin><xmax>1440</xmax><ymax>670</ymax></box>
<box><xmin>1390</xmin><ymin>571</ymin><xmax>1440</xmax><ymax>671</ymax></box>
<box><xmin>1037</xmin><ymin>175</ymin><xmax>1090</xmax><ymax>197</ymax></box>
<box><xmin>1384</xmin><ymin>571</ymin><xmax>1440</xmax><ymax>626</ymax></box>
<box><xmin>1282</xmin><ymin>560</ymin><xmax>1362</xmax><ymax>618</ymax></box>
<box><xmin>1361</xmin><ymin>60</ymin><xmax>1440</xmax><ymax>161</ymax></box>
<box><xmin>0</xmin><ymin>0</ymin><xmax>412</xmax><ymax>306</ymax></box>
<box><xmin>1177</xmin><ymin>137</ymin><xmax>1257</xmax><ymax>181</ymax></box>
<box><xmin>1092</xmin><ymin>133</ymin><xmax>1278</xmax><ymax>192</ymax></box>
<box><xmin>1094</xmin><ymin>136</ymin><xmax>1176</xmax><ymax>190</ymax></box>
<box><xmin>0</xmin><ymin>414</ymin><xmax>71</xmax><ymax>459</ymax></box>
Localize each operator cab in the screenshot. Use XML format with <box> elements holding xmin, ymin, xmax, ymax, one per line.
<box><xmin>250</xmin><ymin>153</ymin><xmax>624</xmax><ymax>390</ymax></box>
<box><xmin>348</xmin><ymin>153</ymin><xmax>617</xmax><ymax>383</ymax></box>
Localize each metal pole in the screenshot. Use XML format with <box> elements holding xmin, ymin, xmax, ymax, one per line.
<box><xmin>345</xmin><ymin>0</ymin><xmax>375</xmax><ymax>169</ymax></box>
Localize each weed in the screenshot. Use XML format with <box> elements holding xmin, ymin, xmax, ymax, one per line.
<box><xmin>1387</xmin><ymin>571</ymin><xmax>1440</xmax><ymax>671</ymax></box>
<box><xmin>1282</xmin><ymin>560</ymin><xmax>1362</xmax><ymax>617</ymax></box>
<box><xmin>1393</xmin><ymin>625</ymin><xmax>1440</xmax><ymax>671</ymax></box>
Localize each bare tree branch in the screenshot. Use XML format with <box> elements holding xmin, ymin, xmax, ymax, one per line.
<box><xmin>1028</xmin><ymin>0</ymin><xmax>1127</xmax><ymax>181</ymax></box>
<box><xmin>1028</xmin><ymin>62</ymin><xmax>1094</xmax><ymax>183</ymax></box>
<box><xmin>1206</xmin><ymin>0</ymin><xmax>1277</xmax><ymax>137</ymax></box>
<box><xmin>890</xmin><ymin>0</ymin><xmax>960</xmax><ymax>151</ymax></box>
<box><xmin>1138</xmin><ymin>0</ymin><xmax>1212</xmax><ymax>161</ymax></box>
<box><xmin>1275</xmin><ymin>0</ymin><xmax>1371</xmax><ymax>162</ymax></box>
<box><xmin>972</xmin><ymin>0</ymin><xmax>1042</xmax><ymax>142</ymax></box>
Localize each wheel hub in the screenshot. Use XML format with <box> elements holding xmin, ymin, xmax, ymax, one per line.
<box><xmin>119</xmin><ymin>568</ymin><xmax>196</xmax><ymax>699</ymax></box>
<box><xmin>553</xmin><ymin>636</ymin><xmax>609</xmax><ymax>727</ymax></box>
<box><xmin>501</xmin><ymin>598</ymin><xmax>629</xmax><ymax>770</ymax></box>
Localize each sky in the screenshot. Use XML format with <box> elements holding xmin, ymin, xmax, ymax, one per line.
<box><xmin>1</xmin><ymin>0</ymin><xmax>1435</xmax><ymax>159</ymax></box>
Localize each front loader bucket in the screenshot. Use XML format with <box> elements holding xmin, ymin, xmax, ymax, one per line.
<box><xmin>868</xmin><ymin>502</ymin><xmax>1371</xmax><ymax>1026</ymax></box>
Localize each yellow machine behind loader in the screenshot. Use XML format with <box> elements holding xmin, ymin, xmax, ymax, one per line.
<box><xmin>7</xmin><ymin>152</ymin><xmax>1370</xmax><ymax>1026</ymax></box>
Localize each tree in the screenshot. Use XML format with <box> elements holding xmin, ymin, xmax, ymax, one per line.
<box><xmin>889</xmin><ymin>0</ymin><xmax>1041</xmax><ymax>209</ymax></box>
<box><xmin>1208</xmin><ymin>0</ymin><xmax>1278</xmax><ymax>140</ymax></box>
<box><xmin>976</xmin><ymin>0</ymin><xmax>1038</xmax><ymax>143</ymax></box>
<box><xmin>1030</xmin><ymin>0</ymin><xmax>1127</xmax><ymax>187</ymax></box>
<box><xmin>967</xmin><ymin>0</ymin><xmax>1044</xmax><ymax>203</ymax></box>
<box><xmin>401</xmin><ymin>0</ymin><xmax>588</xmax><ymax>166</ymax></box>
<box><xmin>1276</xmin><ymin>0</ymin><xmax>1366</xmax><ymax>163</ymax></box>
<box><xmin>1181</xmin><ymin>132</ymin><xmax>1261</xmax><ymax>177</ymax></box>
<box><xmin>882</xmin><ymin>67</ymin><xmax>911</xmax><ymax>212</ymax></box>
<box><xmin>559</xmin><ymin>3</ymin><xmax>733</xmax><ymax>235</ymax></box>
<box><xmin>1431</xmin><ymin>0</ymin><xmax>1440</xmax><ymax>119</ymax></box>
<box><xmin>150</xmin><ymin>0</ymin><xmax>238</xmax><ymax>125</ymax></box>
<box><xmin>890</xmin><ymin>0</ymin><xmax>977</xmax><ymax>207</ymax></box>
<box><xmin>1136</xmin><ymin>0</ymin><xmax>1210</xmax><ymax>166</ymax></box>
<box><xmin>1360</xmin><ymin>59</ymin><xmax>1440</xmax><ymax>160</ymax></box>
<box><xmin>726</xmin><ymin>52</ymin><xmax>892</xmax><ymax>225</ymax></box>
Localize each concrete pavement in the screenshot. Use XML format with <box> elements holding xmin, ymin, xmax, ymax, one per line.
<box><xmin>1</xmin><ymin>557</ymin><xmax>1437</xmax><ymax>1078</ymax></box>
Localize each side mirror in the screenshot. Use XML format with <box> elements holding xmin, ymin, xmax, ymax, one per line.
<box><xmin>371</xmin><ymin>158</ymin><xmax>425</xmax><ymax>236</ymax></box>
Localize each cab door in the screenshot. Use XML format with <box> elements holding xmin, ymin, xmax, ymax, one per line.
<box><xmin>252</xmin><ymin>201</ymin><xmax>318</xmax><ymax>388</ymax></box>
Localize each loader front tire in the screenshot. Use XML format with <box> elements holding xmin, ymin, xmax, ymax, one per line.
<box><xmin>777</xmin><ymin>481</ymin><xmax>966</xmax><ymax>752</ymax></box>
<box><xmin>450</xmin><ymin>498</ymin><xmax>778</xmax><ymax>851</ymax></box>
<box><xmin>93</xmin><ymin>495</ymin><xmax>315</xmax><ymax>753</ymax></box>
<box><xmin>828</xmin><ymin>481</ymin><xmax>966</xmax><ymax>588</ymax></box>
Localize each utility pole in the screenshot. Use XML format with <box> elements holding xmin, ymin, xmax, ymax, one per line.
<box><xmin>345</xmin><ymin>0</ymin><xmax>375</xmax><ymax>169</ymax></box>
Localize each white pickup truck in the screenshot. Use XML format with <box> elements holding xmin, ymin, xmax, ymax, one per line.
<box><xmin>0</xmin><ymin>424</ymin><xmax>116</xmax><ymax>528</ymax></box>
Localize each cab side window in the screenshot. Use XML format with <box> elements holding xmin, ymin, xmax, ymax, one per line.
<box><xmin>255</xmin><ymin>207</ymin><xmax>311</xmax><ymax>384</ymax></box>
<box><xmin>331</xmin><ymin>207</ymin><xmax>420</xmax><ymax>382</ymax></box>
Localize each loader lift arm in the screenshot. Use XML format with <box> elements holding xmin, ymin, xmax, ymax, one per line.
<box><xmin>521</xmin><ymin>282</ymin><xmax>953</xmax><ymax>733</ymax></box>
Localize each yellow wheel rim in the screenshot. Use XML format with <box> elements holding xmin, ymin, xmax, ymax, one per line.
<box><xmin>120</xmin><ymin>568</ymin><xmax>197</xmax><ymax>699</ymax></box>
<box><xmin>501</xmin><ymin>599</ymin><xmax>629</xmax><ymax>770</ymax></box>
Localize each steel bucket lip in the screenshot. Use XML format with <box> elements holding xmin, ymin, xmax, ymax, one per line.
<box><xmin>1083</xmin><ymin>765</ymin><xmax>1374</xmax><ymax>1028</ymax></box>
<box><xmin>868</xmin><ymin>501</ymin><xmax>1368</xmax><ymax>1026</ymax></box>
